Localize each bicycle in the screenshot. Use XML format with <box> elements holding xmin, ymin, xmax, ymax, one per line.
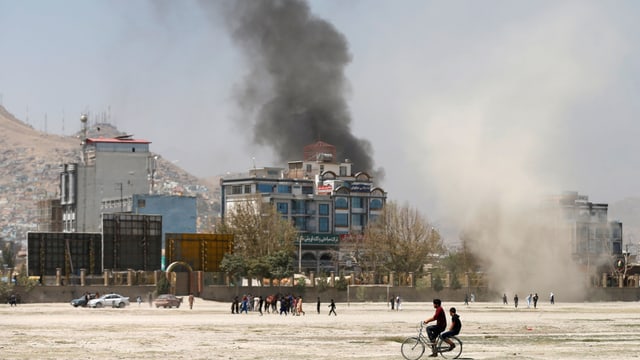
<box><xmin>401</xmin><ymin>322</ymin><xmax>463</xmax><ymax>359</ymax></box>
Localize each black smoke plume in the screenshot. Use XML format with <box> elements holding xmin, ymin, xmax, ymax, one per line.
<box><xmin>220</xmin><ymin>0</ymin><xmax>380</xmax><ymax>176</ymax></box>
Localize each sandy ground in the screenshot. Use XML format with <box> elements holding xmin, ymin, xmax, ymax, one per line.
<box><xmin>1</xmin><ymin>299</ymin><xmax>640</xmax><ymax>360</ymax></box>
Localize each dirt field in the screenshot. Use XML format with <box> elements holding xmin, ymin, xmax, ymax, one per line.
<box><xmin>1</xmin><ymin>299</ymin><xmax>639</xmax><ymax>359</ymax></box>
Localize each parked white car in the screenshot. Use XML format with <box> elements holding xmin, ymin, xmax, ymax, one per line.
<box><xmin>87</xmin><ymin>293</ymin><xmax>130</xmax><ymax>308</ymax></box>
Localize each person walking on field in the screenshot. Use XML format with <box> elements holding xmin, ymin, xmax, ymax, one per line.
<box><xmin>533</xmin><ymin>293</ymin><xmax>539</xmax><ymax>309</ymax></box>
<box><xmin>514</xmin><ymin>294</ymin><xmax>519</xmax><ymax>308</ymax></box>
<box><xmin>188</xmin><ymin>293</ymin><xmax>194</xmax><ymax>309</ymax></box>
<box><xmin>328</xmin><ymin>299</ymin><xmax>337</xmax><ymax>316</ymax></box>
<box><xmin>317</xmin><ymin>297</ymin><xmax>321</xmax><ymax>314</ymax></box>
<box><xmin>423</xmin><ymin>299</ymin><xmax>447</xmax><ymax>357</ymax></box>
<box><xmin>296</xmin><ymin>296</ymin><xmax>305</xmax><ymax>316</ymax></box>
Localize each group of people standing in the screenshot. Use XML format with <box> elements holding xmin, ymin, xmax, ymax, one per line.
<box><xmin>508</xmin><ymin>292</ymin><xmax>554</xmax><ymax>308</ymax></box>
<box><xmin>389</xmin><ymin>295</ymin><xmax>402</xmax><ymax>310</ymax></box>
<box><xmin>231</xmin><ymin>294</ymin><xmax>337</xmax><ymax>316</ymax></box>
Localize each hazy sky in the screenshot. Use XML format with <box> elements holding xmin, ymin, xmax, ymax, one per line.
<box><xmin>2</xmin><ymin>0</ymin><xmax>640</xmax><ymax>242</ymax></box>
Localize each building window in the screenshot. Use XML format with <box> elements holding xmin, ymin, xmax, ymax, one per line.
<box><xmin>306</xmin><ymin>164</ymin><xmax>312</xmax><ymax>172</ymax></box>
<box><xmin>292</xmin><ymin>200</ymin><xmax>306</xmax><ymax>214</ymax></box>
<box><xmin>244</xmin><ymin>185</ymin><xmax>251</xmax><ymax>194</ymax></box>
<box><xmin>294</xmin><ymin>217</ymin><xmax>306</xmax><ymax>230</ymax></box>
<box><xmin>257</xmin><ymin>183</ymin><xmax>273</xmax><ymax>193</ymax></box>
<box><xmin>351</xmin><ymin>214</ymin><xmax>363</xmax><ymax>227</ymax></box>
<box><xmin>320</xmin><ymin>165</ymin><xmax>324</xmax><ymax>173</ymax></box>
<box><xmin>302</xmin><ymin>186</ymin><xmax>313</xmax><ymax>194</ymax></box>
<box><xmin>370</xmin><ymin>199</ymin><xmax>383</xmax><ymax>210</ymax></box>
<box><xmin>277</xmin><ymin>202</ymin><xmax>288</xmax><ymax>215</ymax></box>
<box><xmin>231</xmin><ymin>185</ymin><xmax>242</xmax><ymax>195</ymax></box>
<box><xmin>319</xmin><ymin>203</ymin><xmax>330</xmax><ymax>216</ymax></box>
<box><xmin>319</xmin><ymin>217</ymin><xmax>329</xmax><ymax>232</ymax></box>
<box><xmin>351</xmin><ymin>197</ymin><xmax>362</xmax><ymax>209</ymax></box>
<box><xmin>335</xmin><ymin>197</ymin><xmax>348</xmax><ymax>209</ymax></box>
<box><xmin>335</xmin><ymin>213</ymin><xmax>348</xmax><ymax>227</ymax></box>
<box><xmin>137</xmin><ymin>199</ymin><xmax>146</xmax><ymax>208</ymax></box>
<box><xmin>277</xmin><ymin>185</ymin><xmax>292</xmax><ymax>193</ymax></box>
<box><xmin>339</xmin><ymin>166</ymin><xmax>347</xmax><ymax>176</ymax></box>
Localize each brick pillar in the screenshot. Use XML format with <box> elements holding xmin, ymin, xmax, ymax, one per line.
<box><xmin>309</xmin><ymin>271</ymin><xmax>315</xmax><ymax>287</ymax></box>
<box><xmin>602</xmin><ymin>273</ymin><xmax>608</xmax><ymax>288</ymax></box>
<box><xmin>127</xmin><ymin>269</ymin><xmax>134</xmax><ymax>286</ymax></box>
<box><xmin>408</xmin><ymin>272</ymin><xmax>414</xmax><ymax>287</ymax></box>
<box><xmin>389</xmin><ymin>271</ymin><xmax>395</xmax><ymax>286</ymax></box>
<box><xmin>104</xmin><ymin>269</ymin><xmax>110</xmax><ymax>286</ymax></box>
<box><xmin>330</xmin><ymin>271</ymin><xmax>335</xmax><ymax>287</ymax></box>
<box><xmin>56</xmin><ymin>268</ymin><xmax>62</xmax><ymax>286</ymax></box>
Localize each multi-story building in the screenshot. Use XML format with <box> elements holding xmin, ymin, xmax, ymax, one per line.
<box><xmin>548</xmin><ymin>191</ymin><xmax>623</xmax><ymax>282</ymax></box>
<box><xmin>220</xmin><ymin>141</ymin><xmax>387</xmax><ymax>274</ymax></box>
<box><xmin>60</xmin><ymin>135</ymin><xmax>153</xmax><ymax>232</ymax></box>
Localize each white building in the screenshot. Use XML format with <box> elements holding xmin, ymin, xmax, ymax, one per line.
<box><xmin>60</xmin><ymin>136</ymin><xmax>153</xmax><ymax>232</ymax></box>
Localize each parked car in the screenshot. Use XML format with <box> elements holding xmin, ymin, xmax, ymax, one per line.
<box><xmin>153</xmin><ymin>294</ymin><xmax>183</xmax><ymax>308</ymax></box>
<box><xmin>87</xmin><ymin>293</ymin><xmax>130</xmax><ymax>308</ymax></box>
<box><xmin>70</xmin><ymin>293</ymin><xmax>96</xmax><ymax>307</ymax></box>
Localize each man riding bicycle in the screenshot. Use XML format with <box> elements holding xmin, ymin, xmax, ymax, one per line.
<box><xmin>423</xmin><ymin>299</ymin><xmax>447</xmax><ymax>357</ymax></box>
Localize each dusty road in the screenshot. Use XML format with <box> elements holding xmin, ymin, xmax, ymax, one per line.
<box><xmin>1</xmin><ymin>299</ymin><xmax>639</xmax><ymax>359</ymax></box>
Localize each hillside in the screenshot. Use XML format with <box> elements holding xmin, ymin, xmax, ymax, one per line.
<box><xmin>0</xmin><ymin>105</ymin><xmax>220</xmax><ymax>243</ymax></box>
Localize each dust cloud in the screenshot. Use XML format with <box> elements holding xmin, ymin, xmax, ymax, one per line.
<box><xmin>404</xmin><ymin>3</ymin><xmax>622</xmax><ymax>300</ymax></box>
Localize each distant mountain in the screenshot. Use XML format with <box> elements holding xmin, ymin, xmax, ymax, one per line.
<box><xmin>0</xmin><ymin>105</ymin><xmax>220</xmax><ymax>243</ymax></box>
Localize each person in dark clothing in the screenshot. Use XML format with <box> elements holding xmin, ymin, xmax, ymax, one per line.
<box><xmin>514</xmin><ymin>294</ymin><xmax>519</xmax><ymax>308</ymax></box>
<box><xmin>316</xmin><ymin>297</ymin><xmax>321</xmax><ymax>314</ymax></box>
<box><xmin>232</xmin><ymin>296</ymin><xmax>239</xmax><ymax>314</ymax></box>
<box><xmin>423</xmin><ymin>298</ymin><xmax>447</xmax><ymax>357</ymax></box>
<box><xmin>533</xmin><ymin>293</ymin><xmax>539</xmax><ymax>308</ymax></box>
<box><xmin>258</xmin><ymin>295</ymin><xmax>264</xmax><ymax>316</ymax></box>
<box><xmin>440</xmin><ymin>307</ymin><xmax>462</xmax><ymax>351</ymax></box>
<box><xmin>328</xmin><ymin>299</ymin><xmax>337</xmax><ymax>316</ymax></box>
<box><xmin>9</xmin><ymin>294</ymin><xmax>17</xmax><ymax>306</ymax></box>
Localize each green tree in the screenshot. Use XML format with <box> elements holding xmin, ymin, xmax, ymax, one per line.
<box><xmin>335</xmin><ymin>273</ymin><xmax>348</xmax><ymax>291</ymax></box>
<box><xmin>267</xmin><ymin>250</ymin><xmax>294</xmax><ymax>281</ymax></box>
<box><xmin>220</xmin><ymin>253</ymin><xmax>247</xmax><ymax>285</ymax></box>
<box><xmin>155</xmin><ymin>274</ymin><xmax>170</xmax><ymax>296</ymax></box>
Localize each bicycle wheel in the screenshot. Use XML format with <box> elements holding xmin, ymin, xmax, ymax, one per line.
<box><xmin>401</xmin><ymin>336</ymin><xmax>426</xmax><ymax>360</ymax></box>
<box><xmin>437</xmin><ymin>336</ymin><xmax>463</xmax><ymax>359</ymax></box>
